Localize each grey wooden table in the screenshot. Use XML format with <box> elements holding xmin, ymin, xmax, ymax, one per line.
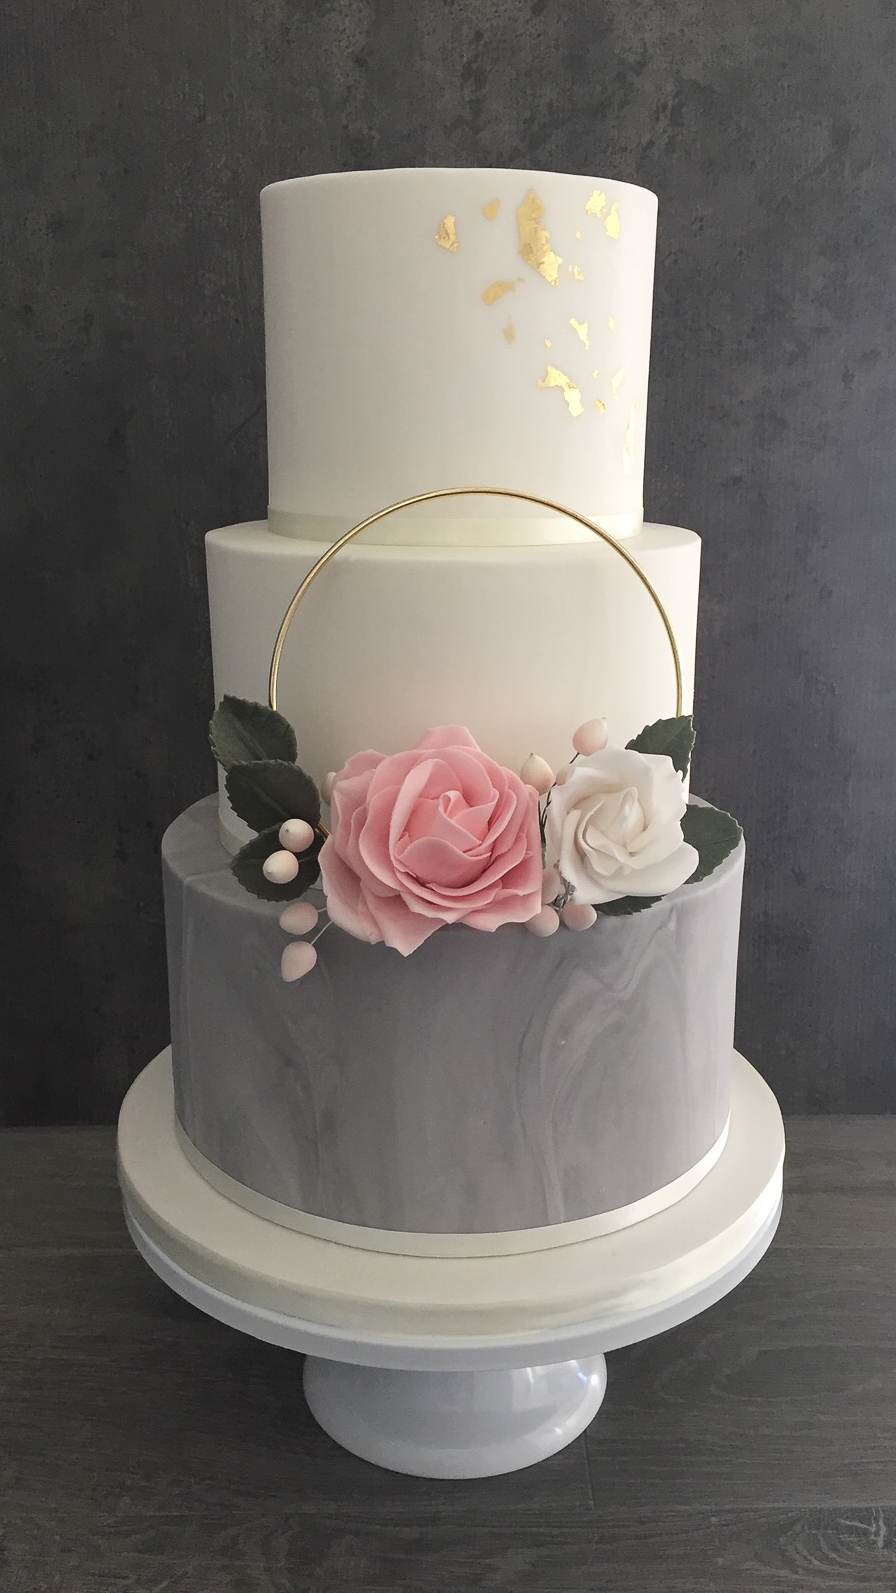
<box><xmin>2</xmin><ymin>1119</ymin><xmax>895</xmax><ymax>1592</ymax></box>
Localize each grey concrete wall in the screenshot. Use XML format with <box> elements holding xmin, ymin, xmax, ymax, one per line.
<box><xmin>2</xmin><ymin>0</ymin><xmax>894</xmax><ymax>1123</ymax></box>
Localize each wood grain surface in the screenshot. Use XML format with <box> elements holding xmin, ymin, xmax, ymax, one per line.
<box><xmin>3</xmin><ymin>1119</ymin><xmax>896</xmax><ymax>1591</ymax></box>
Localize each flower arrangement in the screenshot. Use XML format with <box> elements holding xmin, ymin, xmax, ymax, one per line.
<box><xmin>209</xmin><ymin>697</ymin><xmax>741</xmax><ymax>982</ymax></box>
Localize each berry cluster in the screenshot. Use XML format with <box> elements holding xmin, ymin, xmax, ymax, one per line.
<box><xmin>260</xmin><ymin>820</ymin><xmax>325</xmax><ymax>980</ymax></box>
<box><xmin>519</xmin><ymin>717</ymin><xmax>608</xmax><ymax>938</ymax></box>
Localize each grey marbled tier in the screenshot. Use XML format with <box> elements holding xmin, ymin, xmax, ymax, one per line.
<box><xmin>163</xmin><ymin>797</ymin><xmax>744</xmax><ymax>1249</ymax></box>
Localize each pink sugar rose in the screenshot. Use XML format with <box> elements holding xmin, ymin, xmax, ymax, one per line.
<box><xmin>319</xmin><ymin>727</ymin><xmax>544</xmax><ymax>955</ymax></box>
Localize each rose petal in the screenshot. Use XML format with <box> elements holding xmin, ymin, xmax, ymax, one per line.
<box><xmin>318</xmin><ymin>840</ymin><xmax>383</xmax><ymax>942</ymax></box>
<box><xmin>362</xmin><ymin>886</ymin><xmax>444</xmax><ymax>955</ymax></box>
<box><xmin>333</xmin><ymin>748</ymin><xmax>387</xmax><ymax>783</ymax></box>
<box><xmin>357</xmin><ymin>787</ymin><xmax>406</xmax><ymax>889</ymax></box>
<box><xmin>393</xmin><ymin>822</ymin><xmax>537</xmax><ymax>910</ymax></box>
<box><xmin>402</xmin><ymin>792</ymin><xmax>496</xmax><ymax>852</ymax></box>
<box><xmin>626</xmin><ymin>815</ymin><xmax>690</xmax><ymax>866</ymax></box>
<box><xmin>615</xmin><ymin>840</ymin><xmax>700</xmax><ymax>896</ymax></box>
<box><xmin>397</xmin><ymin>834</ymin><xmax>490</xmax><ymax>890</ymax></box>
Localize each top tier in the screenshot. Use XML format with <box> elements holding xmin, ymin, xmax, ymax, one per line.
<box><xmin>261</xmin><ymin>168</ymin><xmax>658</xmax><ymax>543</ymax></box>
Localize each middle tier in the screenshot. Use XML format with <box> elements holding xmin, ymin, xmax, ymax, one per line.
<box><xmin>207</xmin><ymin>520</ymin><xmax>700</xmax><ymax>849</ymax></box>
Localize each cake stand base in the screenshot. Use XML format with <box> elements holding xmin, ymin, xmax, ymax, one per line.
<box><xmin>118</xmin><ymin>1051</ymin><xmax>783</xmax><ymax>1477</ymax></box>
<box><xmin>303</xmin><ymin>1355</ymin><xmax>608</xmax><ymax>1477</ymax></box>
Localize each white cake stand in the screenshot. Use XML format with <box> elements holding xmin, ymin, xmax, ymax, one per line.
<box><xmin>118</xmin><ymin>1051</ymin><xmax>783</xmax><ymax>1478</ymax></box>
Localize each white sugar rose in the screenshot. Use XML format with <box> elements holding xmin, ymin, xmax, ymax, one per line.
<box><xmin>545</xmin><ymin>748</ymin><xmax>699</xmax><ymax>905</ymax></box>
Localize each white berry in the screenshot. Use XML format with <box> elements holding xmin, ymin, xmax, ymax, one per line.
<box><xmin>281</xmin><ymin>941</ymin><xmax>318</xmax><ymax>982</ymax></box>
<box><xmin>262</xmin><ymin>849</ymin><xmax>299</xmax><ymax>884</ymax></box>
<box><xmin>520</xmin><ymin>753</ymin><xmax>555</xmax><ymax>795</ymax></box>
<box><xmin>279</xmin><ymin>901</ymin><xmax>319</xmax><ymax>935</ymax></box>
<box><xmin>561</xmin><ymin>901</ymin><xmax>597</xmax><ymax>932</ymax></box>
<box><xmin>525</xmin><ymin>906</ymin><xmax>560</xmax><ymax>937</ymax></box>
<box><xmin>321</xmin><ymin>771</ymin><xmax>337</xmax><ymax>803</ymax></box>
<box><xmin>279</xmin><ymin>818</ymin><xmax>315</xmax><ymax>853</ymax></box>
<box><xmin>572</xmin><ymin>717</ymin><xmax>609</xmax><ymax>756</ymax></box>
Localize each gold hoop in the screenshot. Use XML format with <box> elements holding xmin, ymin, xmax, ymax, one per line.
<box><xmin>268</xmin><ymin>487</ymin><xmax>683</xmax><ymax>719</ymax></box>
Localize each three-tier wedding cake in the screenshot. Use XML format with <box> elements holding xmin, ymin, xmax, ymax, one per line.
<box><xmin>162</xmin><ymin>168</ymin><xmax>744</xmax><ymax>1258</ymax></box>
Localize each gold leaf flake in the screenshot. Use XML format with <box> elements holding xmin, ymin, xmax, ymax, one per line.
<box><xmin>544</xmin><ymin>338</ymin><xmax>552</xmax><ymax>349</ymax></box>
<box><xmin>569</xmin><ymin>317</ymin><xmax>590</xmax><ymax>349</ymax></box>
<box><xmin>435</xmin><ymin>215</ymin><xmax>459</xmax><ymax>251</ymax></box>
<box><xmin>482</xmin><ymin>199</ymin><xmax>500</xmax><ymax>221</ymax></box>
<box><xmin>592</xmin><ymin>368</ymin><xmax>600</xmax><ymax>378</ymax></box>
<box><xmin>503</xmin><ymin>320</ymin><xmax>516</xmax><ymax>343</ymax></box>
<box><xmin>594</xmin><ymin>398</ymin><xmax>607</xmax><ymax>414</ymax></box>
<box><xmin>517</xmin><ymin>189</ymin><xmax>562</xmax><ymax>286</ymax></box>
<box><xmin>623</xmin><ymin>400</ymin><xmax>640</xmax><ymax>473</ymax></box>
<box><xmin>607</xmin><ymin>316</ymin><xmax>616</xmax><ymax>330</ymax></box>
<box><xmin>568</xmin><ymin>263</ymin><xmax>585</xmax><ymax>281</ymax></box>
<box><xmin>482</xmin><ymin>279</ymin><xmax>517</xmax><ymax>305</ymax></box>
<box><xmin>611</xmin><ymin>367</ymin><xmax>625</xmax><ymax>396</ymax></box>
<box><xmin>575</xmin><ymin>229</ymin><xmax>582</xmax><ymax>240</ymax></box>
<box><xmin>538</xmin><ymin>364</ymin><xmax>584</xmax><ymax>418</ymax></box>
<box><xmin>585</xmin><ymin>189</ymin><xmax>607</xmax><ymax>217</ymax></box>
<box><xmin>604</xmin><ymin>202</ymin><xmax>620</xmax><ymax>240</ymax></box>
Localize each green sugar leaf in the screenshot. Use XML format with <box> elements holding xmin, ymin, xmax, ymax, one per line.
<box><xmin>225</xmin><ymin>760</ymin><xmax>321</xmax><ymax>834</ymax></box>
<box><xmin>594</xmin><ymin>893</ymin><xmax>662</xmax><ymax>918</ymax></box>
<box><xmin>231</xmin><ymin>825</ymin><xmax>322</xmax><ymax>903</ymax></box>
<box><xmin>680</xmin><ymin>802</ymin><xmax>743</xmax><ymax>884</ymax></box>
<box><xmin>210</xmin><ymin>695</ymin><xmax>297</xmax><ymax>772</ymax></box>
<box><xmin>625</xmin><ymin>714</ymin><xmax>695</xmax><ymax>777</ymax></box>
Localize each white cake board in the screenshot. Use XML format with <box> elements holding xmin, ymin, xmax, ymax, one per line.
<box><xmin>118</xmin><ymin>1051</ymin><xmax>783</xmax><ymax>1477</ymax></box>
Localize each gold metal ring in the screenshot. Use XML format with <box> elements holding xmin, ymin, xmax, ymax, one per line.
<box><xmin>268</xmin><ymin>487</ymin><xmax>683</xmax><ymax>719</ymax></box>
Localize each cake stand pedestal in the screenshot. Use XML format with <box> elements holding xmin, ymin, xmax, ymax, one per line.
<box><xmin>118</xmin><ymin>1052</ymin><xmax>783</xmax><ymax>1478</ymax></box>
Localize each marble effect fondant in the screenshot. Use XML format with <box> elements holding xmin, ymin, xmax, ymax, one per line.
<box><xmin>164</xmin><ymin>799</ymin><xmax>743</xmax><ymax>1255</ymax></box>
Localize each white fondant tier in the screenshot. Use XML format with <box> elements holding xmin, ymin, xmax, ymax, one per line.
<box><xmin>206</xmin><ymin>520</ymin><xmax>700</xmax><ymax>850</ymax></box>
<box><xmin>262</xmin><ymin>169</ymin><xmax>657</xmax><ymax>540</ymax></box>
<box><xmin>163</xmin><ymin>798</ymin><xmax>743</xmax><ymax>1258</ymax></box>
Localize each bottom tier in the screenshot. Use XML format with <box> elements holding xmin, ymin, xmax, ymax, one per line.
<box><xmin>164</xmin><ymin>797</ymin><xmax>744</xmax><ymax>1257</ymax></box>
<box><xmin>119</xmin><ymin>1049</ymin><xmax>782</xmax><ymax>1341</ymax></box>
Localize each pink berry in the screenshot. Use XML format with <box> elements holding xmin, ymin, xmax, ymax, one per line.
<box><xmin>541</xmin><ymin>866</ymin><xmax>562</xmax><ymax>904</ymax></box>
<box><xmin>519</xmin><ymin>753</ymin><xmax>555</xmax><ymax>795</ymax></box>
<box><xmin>561</xmin><ymin>901</ymin><xmax>597</xmax><ymax>932</ymax></box>
<box><xmin>572</xmin><ymin>717</ymin><xmax>609</xmax><ymax>756</ymax></box>
<box><xmin>262</xmin><ymin>849</ymin><xmax>299</xmax><ymax>884</ymax></box>
<box><xmin>279</xmin><ymin>818</ymin><xmax>315</xmax><ymax>853</ymax></box>
<box><xmin>281</xmin><ymin>941</ymin><xmax>318</xmax><ymax>982</ymax></box>
<box><xmin>321</xmin><ymin>771</ymin><xmax>337</xmax><ymax>803</ymax></box>
<box><xmin>279</xmin><ymin>901</ymin><xmax>319</xmax><ymax>935</ymax></box>
<box><xmin>525</xmin><ymin>906</ymin><xmax>560</xmax><ymax>937</ymax></box>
